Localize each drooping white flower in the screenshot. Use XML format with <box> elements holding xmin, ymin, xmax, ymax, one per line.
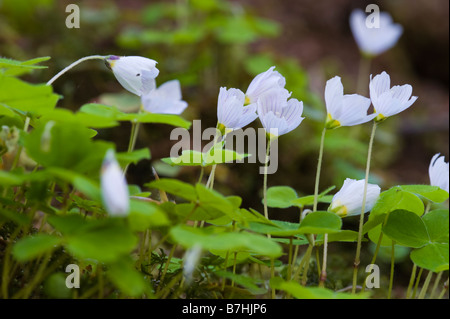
<box><xmin>369</xmin><ymin>71</ymin><xmax>418</xmax><ymax>121</ymax></box>
<box><xmin>100</xmin><ymin>149</ymin><xmax>130</xmax><ymax>217</ymax></box>
<box><xmin>105</xmin><ymin>55</ymin><xmax>159</xmax><ymax>96</ymax></box>
<box><xmin>217</xmin><ymin>87</ymin><xmax>258</xmax><ymax>133</ymax></box>
<box><xmin>141</xmin><ymin>80</ymin><xmax>188</xmax><ymax>115</ymax></box>
<box><xmin>350</xmin><ymin>9</ymin><xmax>403</xmax><ymax>56</ymax></box>
<box><xmin>329</xmin><ymin>178</ymin><xmax>381</xmax><ymax>217</ymax></box>
<box><xmin>245</xmin><ymin>66</ymin><xmax>287</xmax><ymax>105</ymax></box>
<box><xmin>183</xmin><ymin>244</ymin><xmax>202</xmax><ymax>285</ymax></box>
<box><xmin>429</xmin><ymin>153</ymin><xmax>449</xmax><ymax>193</ymax></box>
<box><xmin>324</xmin><ymin>76</ymin><xmax>375</xmax><ymax>129</ymax></box>
<box><xmin>257</xmin><ymin>89</ymin><xmax>304</xmax><ymax>139</ymax></box>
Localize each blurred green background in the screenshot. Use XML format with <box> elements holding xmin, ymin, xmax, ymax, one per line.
<box><xmin>1</xmin><ymin>0</ymin><xmax>448</xmax><ymax>216</ymax></box>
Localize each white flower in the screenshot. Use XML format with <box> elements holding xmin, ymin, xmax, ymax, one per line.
<box><xmin>325</xmin><ymin>76</ymin><xmax>375</xmax><ymax>129</ymax></box>
<box><xmin>369</xmin><ymin>71</ymin><xmax>418</xmax><ymax>121</ymax></box>
<box><xmin>429</xmin><ymin>153</ymin><xmax>449</xmax><ymax>193</ymax></box>
<box><xmin>183</xmin><ymin>244</ymin><xmax>202</xmax><ymax>284</ymax></box>
<box><xmin>257</xmin><ymin>89</ymin><xmax>304</xmax><ymax>139</ymax></box>
<box><xmin>105</xmin><ymin>55</ymin><xmax>159</xmax><ymax>96</ymax></box>
<box><xmin>100</xmin><ymin>149</ymin><xmax>130</xmax><ymax>217</ymax></box>
<box><xmin>217</xmin><ymin>87</ymin><xmax>258</xmax><ymax>132</ymax></box>
<box><xmin>329</xmin><ymin>178</ymin><xmax>381</xmax><ymax>217</ymax></box>
<box><xmin>141</xmin><ymin>80</ymin><xmax>188</xmax><ymax>115</ymax></box>
<box><xmin>350</xmin><ymin>9</ymin><xmax>403</xmax><ymax>56</ymax></box>
<box><xmin>245</xmin><ymin>66</ymin><xmax>287</xmax><ymax>105</ymax></box>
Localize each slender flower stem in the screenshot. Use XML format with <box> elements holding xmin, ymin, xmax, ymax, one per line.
<box><xmin>319</xmin><ymin>233</ymin><xmax>328</xmax><ymax>287</ymax></box>
<box><xmin>388</xmin><ymin>241</ymin><xmax>395</xmax><ymax>299</ymax></box>
<box><xmin>406</xmin><ymin>264</ymin><xmax>417</xmax><ymax>299</ymax></box>
<box><xmin>412</xmin><ymin>267</ymin><xmax>424</xmax><ymax>299</ymax></box>
<box><xmin>361</xmin><ymin>231</ymin><xmax>384</xmax><ymax>293</ymax></box>
<box><xmin>418</xmin><ymin>271</ymin><xmax>434</xmax><ymax>299</ymax></box>
<box><xmin>313</xmin><ymin>127</ymin><xmax>327</xmax><ymax>287</ymax></box>
<box><xmin>292</xmin><ymin>244</ymin><xmax>313</xmax><ymax>284</ymax></box>
<box><xmin>263</xmin><ymin>139</ymin><xmax>271</xmax><ymax>220</ymax></box>
<box><xmin>205</xmin><ymin>126</ymin><xmax>223</xmax><ymax>189</ymax></box>
<box><xmin>352</xmin><ymin>121</ymin><xmax>377</xmax><ymax>293</ymax></box>
<box><xmin>10</xmin><ymin>116</ymin><xmax>31</xmax><ymax>170</ymax></box>
<box><xmin>287</xmin><ymin>237</ymin><xmax>294</xmax><ymax>281</ymax></box>
<box><xmin>301</xmin><ymin>245</ymin><xmax>314</xmax><ymax>286</ymax></box>
<box><xmin>158</xmin><ymin>244</ymin><xmax>177</xmax><ymax>291</ymax></box>
<box><xmin>123</xmin><ymin>119</ymin><xmax>141</xmax><ymax>176</ymax></box>
<box><xmin>46</xmin><ymin>55</ymin><xmax>107</xmax><ymax>86</ymax></box>
<box><xmin>438</xmin><ymin>278</ymin><xmax>449</xmax><ymax>299</ymax></box>
<box><xmin>430</xmin><ymin>271</ymin><xmax>443</xmax><ymax>299</ymax></box>
<box><xmin>313</xmin><ymin>128</ymin><xmax>327</xmax><ymax>212</ymax></box>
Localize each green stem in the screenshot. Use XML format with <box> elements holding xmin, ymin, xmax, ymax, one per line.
<box><xmin>438</xmin><ymin>278</ymin><xmax>448</xmax><ymax>299</ymax></box>
<box><xmin>123</xmin><ymin>120</ymin><xmax>141</xmax><ymax>176</ymax></box>
<box><xmin>319</xmin><ymin>233</ymin><xmax>328</xmax><ymax>287</ymax></box>
<box><xmin>406</xmin><ymin>264</ymin><xmax>417</xmax><ymax>299</ymax></box>
<box><xmin>388</xmin><ymin>241</ymin><xmax>395</xmax><ymax>299</ymax></box>
<box><xmin>430</xmin><ymin>271</ymin><xmax>443</xmax><ymax>299</ymax></box>
<box><xmin>313</xmin><ymin>128</ymin><xmax>327</xmax><ymax>212</ymax></box>
<box><xmin>352</xmin><ymin>121</ymin><xmax>377</xmax><ymax>293</ymax></box>
<box><xmin>205</xmin><ymin>126</ymin><xmax>223</xmax><ymax>189</ymax></box>
<box><xmin>412</xmin><ymin>267</ymin><xmax>424</xmax><ymax>299</ymax></box>
<box><xmin>301</xmin><ymin>245</ymin><xmax>314</xmax><ymax>286</ymax></box>
<box><xmin>287</xmin><ymin>236</ymin><xmax>293</xmax><ymax>281</ymax></box>
<box><xmin>158</xmin><ymin>244</ymin><xmax>177</xmax><ymax>291</ymax></box>
<box><xmin>46</xmin><ymin>55</ymin><xmax>107</xmax><ymax>86</ymax></box>
<box><xmin>263</xmin><ymin>139</ymin><xmax>271</xmax><ymax>220</ymax></box>
<box><xmin>292</xmin><ymin>244</ymin><xmax>313</xmax><ymax>284</ymax></box>
<box><xmin>10</xmin><ymin>116</ymin><xmax>31</xmax><ymax>170</ymax></box>
<box><xmin>418</xmin><ymin>270</ymin><xmax>433</xmax><ymax>299</ymax></box>
<box><xmin>362</xmin><ymin>232</ymin><xmax>384</xmax><ymax>293</ymax></box>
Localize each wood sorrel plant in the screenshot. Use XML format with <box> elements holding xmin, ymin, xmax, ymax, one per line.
<box><xmin>0</xmin><ymin>47</ymin><xmax>448</xmax><ymax>300</ymax></box>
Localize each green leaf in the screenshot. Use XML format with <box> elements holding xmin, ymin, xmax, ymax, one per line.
<box><xmin>247</xmin><ymin>220</ymin><xmax>298</xmax><ymax>237</ymax></box>
<box><xmin>116</xmin><ymin>148</ymin><xmax>151</xmax><ymax>166</ymax></box>
<box><xmin>39</xmin><ymin>108</ymin><xmax>119</xmax><ymax>129</ymax></box>
<box><xmin>0</xmin><ymin>74</ymin><xmax>59</xmax><ymax>115</ymax></box>
<box><xmin>195</xmin><ymin>183</ymin><xmax>240</xmax><ymax>220</ymax></box>
<box><xmin>161</xmin><ymin>147</ymin><xmax>249</xmax><ymax>167</ymax></box>
<box><xmin>270</xmin><ymin>278</ymin><xmax>368</xmax><ymax>299</ymax></box>
<box><xmin>382</xmin><ymin>210</ymin><xmax>430</xmax><ymax>248</ymax></box>
<box><xmin>161</xmin><ymin>150</ymin><xmax>204</xmax><ymax>166</ymax></box>
<box><xmin>65</xmin><ymin>220</ymin><xmax>138</xmax><ymax>263</ymax></box>
<box><xmin>106</xmin><ymin>257</ymin><xmax>149</xmax><ymax>297</ymax></box>
<box><xmin>0</xmin><ymin>56</ymin><xmax>50</xmax><ymax>76</ymax></box>
<box><xmin>410</xmin><ymin>243</ymin><xmax>449</xmax><ymax>272</ymax></box>
<box><xmin>170</xmin><ymin>225</ymin><xmax>282</xmax><ymax>258</ymax></box>
<box><xmin>146</xmin><ymin>178</ymin><xmax>197</xmax><ymax>202</ymax></box>
<box><xmin>12</xmin><ymin>234</ymin><xmax>62</xmax><ymax>262</ymax></box>
<box><xmin>399</xmin><ymin>185</ymin><xmax>449</xmax><ymax>203</ymax></box>
<box><xmin>0</xmin><ymin>209</ymin><xmax>31</xmax><ymax>226</ymax></box>
<box><xmin>118</xmin><ymin>112</ymin><xmax>191</xmax><ymax>129</ymax></box>
<box><xmin>45</xmin><ymin>167</ymin><xmax>101</xmax><ymax>201</ymax></box>
<box><xmin>24</xmin><ymin>121</ymin><xmax>96</xmax><ymax>171</ymax></box>
<box><xmin>422</xmin><ymin>210</ymin><xmax>449</xmax><ymax>243</ymax></box>
<box><xmin>298</xmin><ymin>211</ymin><xmax>342</xmax><ymax>234</ymax></box>
<box><xmin>214</xmin><ymin>270</ymin><xmax>267</xmax><ymax>295</ymax></box>
<box><xmin>370</xmin><ymin>187</ymin><xmax>425</xmax><ymax>219</ymax></box>
<box><xmin>266</xmin><ymin>186</ymin><xmax>297</xmax><ymax>208</ymax></box>
<box><xmin>48</xmin><ymin>214</ymin><xmax>87</xmax><ymax>236</ymax></box>
<box><xmin>0</xmin><ymin>170</ymin><xmax>24</xmax><ymax>186</ymax></box>
<box><xmin>128</xmin><ymin>199</ymin><xmax>169</xmax><ymax>231</ymax></box>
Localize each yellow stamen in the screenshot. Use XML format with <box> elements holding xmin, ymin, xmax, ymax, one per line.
<box><xmin>244</xmin><ymin>95</ymin><xmax>251</xmax><ymax>106</ymax></box>
<box><xmin>325</xmin><ymin>113</ymin><xmax>341</xmax><ymax>130</ymax></box>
